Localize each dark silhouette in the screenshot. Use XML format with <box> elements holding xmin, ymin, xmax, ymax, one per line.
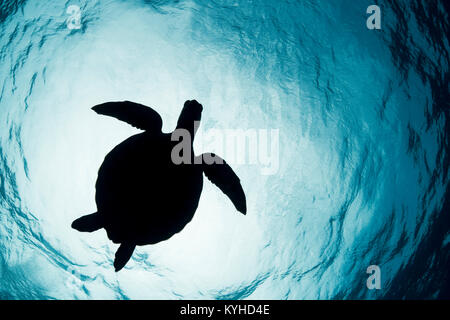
<box><xmin>72</xmin><ymin>100</ymin><xmax>246</xmax><ymax>271</ymax></box>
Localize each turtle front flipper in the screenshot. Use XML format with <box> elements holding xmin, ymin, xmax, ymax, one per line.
<box><xmin>92</xmin><ymin>101</ymin><xmax>163</xmax><ymax>133</ymax></box>
<box><xmin>114</xmin><ymin>243</ymin><xmax>136</xmax><ymax>272</ymax></box>
<box><xmin>71</xmin><ymin>212</ymin><xmax>104</xmax><ymax>232</ymax></box>
<box><xmin>201</xmin><ymin>153</ymin><xmax>247</xmax><ymax>215</ymax></box>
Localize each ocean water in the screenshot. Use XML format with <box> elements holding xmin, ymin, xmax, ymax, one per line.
<box><xmin>0</xmin><ymin>0</ymin><xmax>448</xmax><ymax>299</ymax></box>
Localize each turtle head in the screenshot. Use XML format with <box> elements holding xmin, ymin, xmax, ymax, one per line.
<box><xmin>176</xmin><ymin>100</ymin><xmax>203</xmax><ymax>138</ymax></box>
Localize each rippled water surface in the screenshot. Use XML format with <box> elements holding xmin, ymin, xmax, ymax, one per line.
<box><xmin>0</xmin><ymin>0</ymin><xmax>449</xmax><ymax>299</ymax></box>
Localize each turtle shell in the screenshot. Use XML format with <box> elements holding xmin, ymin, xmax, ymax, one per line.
<box><xmin>94</xmin><ymin>131</ymin><xmax>203</xmax><ymax>245</ymax></box>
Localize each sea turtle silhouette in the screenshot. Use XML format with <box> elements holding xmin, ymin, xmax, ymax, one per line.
<box><xmin>72</xmin><ymin>100</ymin><xmax>246</xmax><ymax>271</ymax></box>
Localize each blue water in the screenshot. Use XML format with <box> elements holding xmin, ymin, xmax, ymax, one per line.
<box><xmin>0</xmin><ymin>0</ymin><xmax>448</xmax><ymax>299</ymax></box>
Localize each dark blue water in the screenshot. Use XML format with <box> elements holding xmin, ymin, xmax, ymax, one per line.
<box><xmin>0</xmin><ymin>0</ymin><xmax>448</xmax><ymax>299</ymax></box>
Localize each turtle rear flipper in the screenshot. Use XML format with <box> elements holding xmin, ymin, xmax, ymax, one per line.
<box><xmin>114</xmin><ymin>243</ymin><xmax>136</xmax><ymax>272</ymax></box>
<box><xmin>72</xmin><ymin>212</ymin><xmax>104</xmax><ymax>232</ymax></box>
<box><xmin>201</xmin><ymin>153</ymin><xmax>247</xmax><ymax>215</ymax></box>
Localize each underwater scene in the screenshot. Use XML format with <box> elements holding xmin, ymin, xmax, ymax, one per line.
<box><xmin>0</xmin><ymin>0</ymin><xmax>449</xmax><ymax>299</ymax></box>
